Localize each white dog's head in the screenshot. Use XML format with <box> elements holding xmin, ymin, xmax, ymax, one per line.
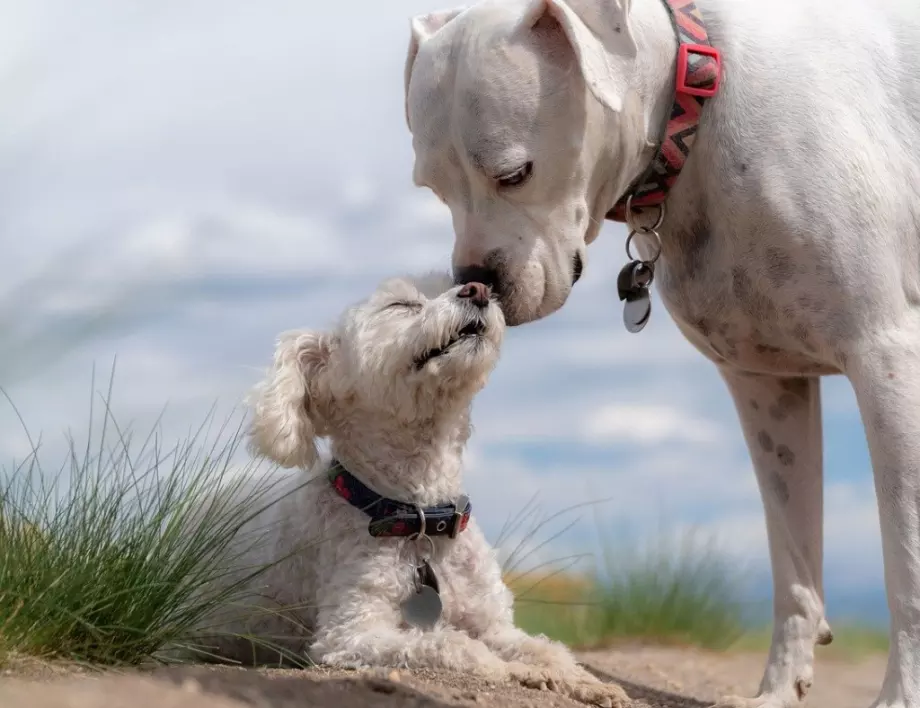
<box><xmin>248</xmin><ymin>273</ymin><xmax>505</xmax><ymax>468</ymax></box>
<box><xmin>404</xmin><ymin>0</ymin><xmax>656</xmax><ymax>325</ymax></box>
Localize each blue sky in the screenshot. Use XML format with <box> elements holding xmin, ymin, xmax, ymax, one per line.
<box><xmin>0</xmin><ymin>1</ymin><xmax>886</xmax><ymax>623</ymax></box>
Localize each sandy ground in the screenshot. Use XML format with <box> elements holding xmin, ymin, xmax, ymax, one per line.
<box><xmin>0</xmin><ymin>646</ymin><xmax>888</xmax><ymax>708</ymax></box>
<box><xmin>580</xmin><ymin>645</ymin><xmax>886</xmax><ymax>707</ymax></box>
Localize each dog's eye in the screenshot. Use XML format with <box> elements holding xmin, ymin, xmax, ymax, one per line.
<box><xmin>496</xmin><ymin>162</ymin><xmax>533</xmax><ymax>189</ymax></box>
<box><xmin>386</xmin><ymin>301</ymin><xmax>422</xmax><ymax>312</ymax></box>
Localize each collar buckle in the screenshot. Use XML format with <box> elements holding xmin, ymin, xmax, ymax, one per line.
<box><xmin>448</xmin><ymin>494</ymin><xmax>470</xmax><ymax>539</ymax></box>
<box><xmin>675</xmin><ymin>43</ymin><xmax>722</xmax><ymax>98</ymax></box>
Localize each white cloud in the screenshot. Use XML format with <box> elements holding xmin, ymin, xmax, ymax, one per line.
<box><xmin>584</xmin><ymin>403</ymin><xmax>723</xmax><ymax>445</ymax></box>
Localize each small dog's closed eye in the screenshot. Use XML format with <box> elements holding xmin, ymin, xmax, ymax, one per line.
<box><xmin>198</xmin><ymin>271</ymin><xmax>630</xmax><ymax>708</ymax></box>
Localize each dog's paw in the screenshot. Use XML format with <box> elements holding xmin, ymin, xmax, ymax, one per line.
<box><xmin>565</xmin><ymin>679</ymin><xmax>632</xmax><ymax>708</ymax></box>
<box><xmin>313</xmin><ymin>650</ymin><xmax>372</xmax><ymax>671</ymax></box>
<box><xmin>711</xmin><ymin>678</ymin><xmax>811</xmax><ymax>708</ymax></box>
<box><xmin>506</xmin><ymin>663</ymin><xmax>631</xmax><ymax>707</ymax></box>
<box><xmin>513</xmin><ymin>635</ymin><xmax>582</xmax><ymax>671</ymax></box>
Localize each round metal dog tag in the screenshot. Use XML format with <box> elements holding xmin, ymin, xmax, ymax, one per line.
<box><xmin>623</xmin><ymin>294</ymin><xmax>651</xmax><ymax>333</ymax></box>
<box><xmin>401</xmin><ymin>586</ymin><xmax>442</xmax><ymax>630</ymax></box>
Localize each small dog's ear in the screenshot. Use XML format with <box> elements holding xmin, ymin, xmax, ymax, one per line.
<box><xmin>247</xmin><ymin>329</ymin><xmax>334</xmax><ymax>469</ymax></box>
<box><xmin>523</xmin><ymin>0</ymin><xmax>637</xmax><ymax>114</ymax></box>
<box><xmin>404</xmin><ymin>7</ymin><xmax>466</xmax><ymax>129</ymax></box>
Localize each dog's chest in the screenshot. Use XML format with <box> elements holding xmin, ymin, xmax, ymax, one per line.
<box><xmin>428</xmin><ymin>529</ymin><xmax>510</xmax><ymax>632</ymax></box>
<box><xmin>436</xmin><ymin>565</ymin><xmax>481</xmax><ymax>626</ymax></box>
<box><xmin>432</xmin><ymin>552</ymin><xmax>486</xmax><ymax>625</ymax></box>
<box><xmin>650</xmin><ymin>223</ymin><xmax>844</xmax><ymax>377</ymax></box>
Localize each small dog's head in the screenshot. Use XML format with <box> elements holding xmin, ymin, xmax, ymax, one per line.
<box><xmin>248</xmin><ymin>273</ymin><xmax>504</xmax><ymax>468</ymax></box>
<box><xmin>403</xmin><ymin>0</ymin><xmax>651</xmax><ymax>325</ymax></box>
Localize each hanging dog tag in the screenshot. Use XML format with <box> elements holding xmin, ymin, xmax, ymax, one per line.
<box><xmin>623</xmin><ymin>294</ymin><xmax>652</xmax><ymax>333</ymax></box>
<box><xmin>616</xmin><ymin>260</ymin><xmax>654</xmax><ymax>333</ymax></box>
<box><xmin>401</xmin><ymin>561</ymin><xmax>442</xmax><ymax>630</ymax></box>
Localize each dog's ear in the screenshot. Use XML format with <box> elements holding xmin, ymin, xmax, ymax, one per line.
<box><xmin>523</xmin><ymin>0</ymin><xmax>638</xmax><ymax>114</ymax></box>
<box><xmin>404</xmin><ymin>7</ymin><xmax>467</xmax><ymax>128</ymax></box>
<box><xmin>247</xmin><ymin>329</ymin><xmax>334</xmax><ymax>469</ymax></box>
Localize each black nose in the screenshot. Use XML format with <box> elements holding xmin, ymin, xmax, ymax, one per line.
<box><xmin>457</xmin><ymin>281</ymin><xmax>491</xmax><ymax>308</ymax></box>
<box><xmin>454</xmin><ymin>265</ymin><xmax>498</xmax><ymax>291</ymax></box>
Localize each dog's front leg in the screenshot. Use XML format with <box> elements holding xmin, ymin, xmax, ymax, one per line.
<box><xmin>313</xmin><ymin>618</ymin><xmax>628</xmax><ymax>706</ymax></box>
<box><xmin>312</xmin><ymin>624</ymin><xmax>509</xmax><ymax>676</ymax></box>
<box><xmin>847</xmin><ymin>335</ymin><xmax>920</xmax><ymax>708</ymax></box>
<box><xmin>714</xmin><ymin>369</ymin><xmax>830</xmax><ymax>708</ymax></box>
<box><xmin>309</xmin><ymin>598</ymin><xmax>513</xmax><ymax>679</ymax></box>
<box><xmin>480</xmin><ymin>624</ymin><xmax>584</xmax><ymax>671</ymax></box>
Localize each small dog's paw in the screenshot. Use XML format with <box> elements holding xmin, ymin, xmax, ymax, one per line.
<box><xmin>505</xmin><ymin>662</ymin><xmax>561</xmax><ymax>691</ymax></box>
<box><xmin>515</xmin><ymin>636</ymin><xmax>582</xmax><ymax>671</ymax></box>
<box><xmin>564</xmin><ymin>678</ymin><xmax>632</xmax><ymax>708</ymax></box>
<box><xmin>506</xmin><ymin>663</ymin><xmax>631</xmax><ymax>707</ymax></box>
<box><xmin>314</xmin><ymin>650</ymin><xmax>370</xmax><ymax>670</ymax></box>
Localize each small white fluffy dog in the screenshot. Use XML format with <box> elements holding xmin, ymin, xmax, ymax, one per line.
<box><xmin>209</xmin><ymin>273</ymin><xmax>630</xmax><ymax>708</ymax></box>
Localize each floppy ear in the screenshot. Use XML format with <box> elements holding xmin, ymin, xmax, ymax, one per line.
<box><xmin>523</xmin><ymin>0</ymin><xmax>638</xmax><ymax>114</ymax></box>
<box><xmin>404</xmin><ymin>7</ymin><xmax>467</xmax><ymax>128</ymax></box>
<box><xmin>247</xmin><ymin>329</ymin><xmax>334</xmax><ymax>469</ymax></box>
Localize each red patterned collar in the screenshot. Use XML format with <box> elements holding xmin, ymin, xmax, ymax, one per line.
<box><xmin>607</xmin><ymin>0</ymin><xmax>722</xmax><ymax>223</ymax></box>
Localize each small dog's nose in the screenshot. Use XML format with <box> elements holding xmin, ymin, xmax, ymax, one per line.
<box><xmin>457</xmin><ymin>281</ymin><xmax>491</xmax><ymax>308</ymax></box>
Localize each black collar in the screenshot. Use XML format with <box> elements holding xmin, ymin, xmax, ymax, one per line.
<box><xmin>328</xmin><ymin>460</ymin><xmax>472</xmax><ymax>538</ymax></box>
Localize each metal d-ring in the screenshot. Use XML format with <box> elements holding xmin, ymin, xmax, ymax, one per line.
<box><xmin>623</xmin><ymin>196</ymin><xmax>665</xmax><ymax>265</ymax></box>
<box><xmin>625</xmin><ymin>195</ymin><xmax>666</xmax><ymax>231</ymax></box>
<box><xmin>625</xmin><ymin>228</ymin><xmax>663</xmax><ymax>265</ymax></box>
<box><xmin>407</xmin><ymin>505</ymin><xmax>434</xmax><ymax>565</ymax></box>
<box><xmin>414</xmin><ymin>504</ymin><xmax>427</xmax><ymax>538</ymax></box>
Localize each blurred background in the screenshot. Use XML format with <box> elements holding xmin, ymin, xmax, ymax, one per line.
<box><xmin>0</xmin><ymin>1</ymin><xmax>885</xmax><ymax>625</ymax></box>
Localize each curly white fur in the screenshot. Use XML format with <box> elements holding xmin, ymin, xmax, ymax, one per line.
<box><xmin>206</xmin><ymin>273</ymin><xmax>630</xmax><ymax>708</ymax></box>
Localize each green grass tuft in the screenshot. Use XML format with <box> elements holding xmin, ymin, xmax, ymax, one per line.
<box><xmin>502</xmin><ymin>501</ymin><xmax>752</xmax><ymax>651</ymax></box>
<box><xmin>589</xmin><ymin>529</ymin><xmax>749</xmax><ymax>650</ymax></box>
<box><xmin>0</xmin><ymin>372</ymin><xmax>288</xmax><ymax>666</ymax></box>
<box><xmin>509</xmin><ymin>516</ymin><xmax>890</xmax><ymax>657</ymax></box>
<box><xmin>511</xmin><ymin>530</ymin><xmax>749</xmax><ymax>651</ymax></box>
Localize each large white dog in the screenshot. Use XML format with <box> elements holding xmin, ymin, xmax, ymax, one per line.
<box><xmin>402</xmin><ymin>1</ymin><xmax>920</xmax><ymax>707</ymax></box>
